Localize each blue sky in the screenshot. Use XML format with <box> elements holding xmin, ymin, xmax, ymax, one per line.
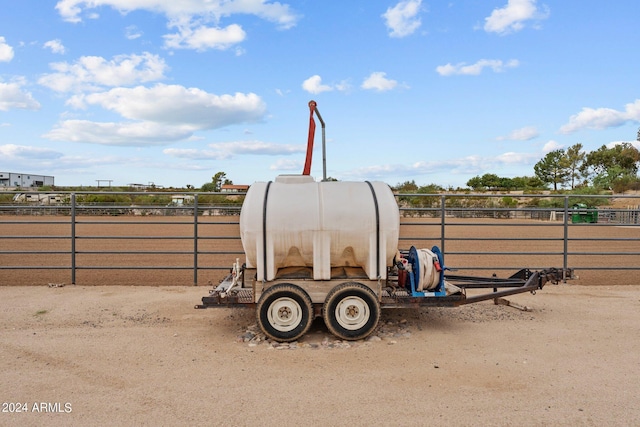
<box><xmin>1</xmin><ymin>0</ymin><xmax>639</xmax><ymax>189</ymax></box>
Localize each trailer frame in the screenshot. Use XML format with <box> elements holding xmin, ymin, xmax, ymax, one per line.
<box><xmin>195</xmin><ymin>265</ymin><xmax>570</xmax><ymax>311</ymax></box>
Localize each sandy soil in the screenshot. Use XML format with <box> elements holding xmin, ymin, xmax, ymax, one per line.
<box><xmin>2</xmin><ymin>215</ymin><xmax>639</xmax><ymax>425</ymax></box>
<box><xmin>1</xmin><ymin>283</ymin><xmax>639</xmax><ymax>426</ymax></box>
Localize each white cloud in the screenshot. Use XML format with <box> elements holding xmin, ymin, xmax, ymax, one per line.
<box><xmin>382</xmin><ymin>0</ymin><xmax>422</xmax><ymax>38</ymax></box>
<box><xmin>43</xmin><ymin>86</ymin><xmax>266</xmax><ymax>146</ymax></box>
<box><xmin>208</xmin><ymin>140</ymin><xmax>304</xmax><ymax>155</ymax></box>
<box><xmin>164</xmin><ymin>23</ymin><xmax>246</xmax><ymax>51</ymax></box>
<box><xmin>302</xmin><ymin>75</ymin><xmax>333</xmax><ymax>94</ymax></box>
<box><xmin>436</xmin><ymin>59</ymin><xmax>519</xmax><ymax>76</ymax></box>
<box><xmin>560</xmin><ymin>99</ymin><xmax>640</xmax><ymax>134</ymax></box>
<box><xmin>361</xmin><ymin>72</ymin><xmax>398</xmax><ymax>91</ymax></box>
<box><xmin>44</xmin><ymin>120</ymin><xmax>193</xmax><ymax>146</ymax></box>
<box><xmin>55</xmin><ymin>0</ymin><xmax>299</xmax><ymax>53</ymax></box>
<box><xmin>0</xmin><ymin>36</ymin><xmax>15</xmax><ymax>62</ymax></box>
<box><xmin>495</xmin><ymin>151</ymin><xmax>538</xmax><ymax>163</ymax></box>
<box><xmin>0</xmin><ymin>144</ymin><xmax>62</xmax><ymax>160</ymax></box>
<box><xmin>0</xmin><ymin>81</ymin><xmax>41</xmax><ymax>111</ymax></box>
<box><xmin>344</xmin><ymin>150</ymin><xmax>540</xmax><ymax>180</ymax></box>
<box><xmin>79</xmin><ymin>85</ymin><xmax>266</xmax><ymax>128</ymax></box>
<box><xmin>484</xmin><ymin>0</ymin><xmax>549</xmax><ymax>35</ymax></box>
<box><xmin>607</xmin><ymin>140</ymin><xmax>640</xmax><ymax>150</ymax></box>
<box><xmin>125</xmin><ymin>25</ymin><xmax>142</xmax><ymax>40</ymax></box>
<box><xmin>497</xmin><ymin>126</ymin><xmax>539</xmax><ymax>141</ymax></box>
<box><xmin>270</xmin><ymin>158</ymin><xmax>303</xmax><ymax>171</ymax></box>
<box><xmin>542</xmin><ymin>140</ymin><xmax>563</xmax><ymax>152</ymax></box>
<box><xmin>44</xmin><ymin>39</ymin><xmax>66</xmax><ymax>54</ymax></box>
<box><xmin>38</xmin><ymin>52</ymin><xmax>168</xmax><ymax>93</ymax></box>
<box><xmin>165</xmin><ymin>140</ymin><xmax>304</xmax><ymax>160</ymax></box>
<box><xmin>163</xmin><ymin>147</ymin><xmax>229</xmax><ymax>160</ymax></box>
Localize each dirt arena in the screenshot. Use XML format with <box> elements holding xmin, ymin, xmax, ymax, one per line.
<box><xmin>1</xmin><ymin>284</ymin><xmax>639</xmax><ymax>426</ymax></box>
<box><xmin>1</xmin><ymin>216</ymin><xmax>639</xmax><ymax>287</ymax></box>
<box><xmin>1</xmin><ymin>217</ymin><xmax>639</xmax><ymax>425</ymax></box>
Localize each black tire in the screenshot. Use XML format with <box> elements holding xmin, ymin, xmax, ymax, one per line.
<box><xmin>323</xmin><ymin>282</ymin><xmax>380</xmax><ymax>341</ymax></box>
<box><xmin>256</xmin><ymin>284</ymin><xmax>313</xmax><ymax>342</ymax></box>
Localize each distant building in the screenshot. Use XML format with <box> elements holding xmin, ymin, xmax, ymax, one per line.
<box><xmin>170</xmin><ymin>194</ymin><xmax>195</xmax><ymax>205</ymax></box>
<box><xmin>128</xmin><ymin>183</ymin><xmax>151</xmax><ymax>190</ymax></box>
<box><xmin>0</xmin><ymin>172</ymin><xmax>54</xmax><ymax>188</ymax></box>
<box><xmin>221</xmin><ymin>184</ymin><xmax>250</xmax><ymax>193</ymax></box>
<box><xmin>127</xmin><ymin>183</ymin><xmax>163</xmax><ymax>190</ymax></box>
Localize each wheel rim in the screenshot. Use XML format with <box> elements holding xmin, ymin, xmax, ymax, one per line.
<box><xmin>334</xmin><ymin>296</ymin><xmax>370</xmax><ymax>331</ymax></box>
<box><xmin>266</xmin><ymin>297</ymin><xmax>303</xmax><ymax>332</ymax></box>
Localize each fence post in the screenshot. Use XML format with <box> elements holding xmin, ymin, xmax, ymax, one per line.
<box><xmin>563</xmin><ymin>196</ymin><xmax>569</xmax><ymax>282</ymax></box>
<box><xmin>71</xmin><ymin>193</ymin><xmax>76</xmax><ymax>285</ymax></box>
<box><xmin>194</xmin><ymin>194</ymin><xmax>199</xmax><ymax>286</ymax></box>
<box><xmin>440</xmin><ymin>195</ymin><xmax>446</xmax><ymax>253</ymax></box>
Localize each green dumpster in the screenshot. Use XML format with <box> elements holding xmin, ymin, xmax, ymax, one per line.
<box><xmin>571</xmin><ymin>203</ymin><xmax>598</xmax><ymax>223</ymax></box>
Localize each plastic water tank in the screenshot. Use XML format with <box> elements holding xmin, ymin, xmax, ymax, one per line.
<box><xmin>240</xmin><ymin>175</ymin><xmax>400</xmax><ymax>281</ymax></box>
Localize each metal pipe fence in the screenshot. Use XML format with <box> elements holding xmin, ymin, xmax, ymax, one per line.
<box><xmin>1</xmin><ymin>191</ymin><xmax>639</xmax><ymax>286</ymax></box>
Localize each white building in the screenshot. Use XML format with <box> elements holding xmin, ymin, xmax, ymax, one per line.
<box><xmin>0</xmin><ymin>172</ymin><xmax>55</xmax><ymax>188</ymax></box>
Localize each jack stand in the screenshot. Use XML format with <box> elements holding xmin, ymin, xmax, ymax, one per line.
<box><xmin>494</xmin><ymin>297</ymin><xmax>531</xmax><ymax>312</ymax></box>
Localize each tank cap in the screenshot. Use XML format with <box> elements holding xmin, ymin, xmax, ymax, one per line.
<box><xmin>275</xmin><ymin>175</ymin><xmax>315</xmax><ymax>184</ymax></box>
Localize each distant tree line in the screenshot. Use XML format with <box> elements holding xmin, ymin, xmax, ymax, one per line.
<box><xmin>533</xmin><ymin>142</ymin><xmax>640</xmax><ymax>192</ymax></box>
<box><xmin>466</xmin><ymin>139</ymin><xmax>640</xmax><ymax>193</ymax></box>
<box><xmin>466</xmin><ymin>174</ymin><xmax>545</xmax><ymax>192</ymax></box>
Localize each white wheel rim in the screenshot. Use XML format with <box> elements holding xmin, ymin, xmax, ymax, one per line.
<box><xmin>334</xmin><ymin>296</ymin><xmax>369</xmax><ymax>331</ymax></box>
<box><xmin>267</xmin><ymin>297</ymin><xmax>302</xmax><ymax>332</ymax></box>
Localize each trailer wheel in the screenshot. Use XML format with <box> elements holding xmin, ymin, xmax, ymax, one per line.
<box><xmin>323</xmin><ymin>282</ymin><xmax>380</xmax><ymax>341</ymax></box>
<box><xmin>256</xmin><ymin>284</ymin><xmax>313</xmax><ymax>342</ymax></box>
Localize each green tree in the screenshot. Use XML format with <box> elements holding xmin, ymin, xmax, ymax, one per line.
<box><xmin>393</xmin><ymin>180</ymin><xmax>419</xmax><ymax>193</ymax></box>
<box><xmin>392</xmin><ymin>181</ymin><xmax>441</xmax><ymax>208</ymax></box>
<box><xmin>417</xmin><ymin>184</ymin><xmax>442</xmax><ymax>193</ymax></box>
<box><xmin>481</xmin><ymin>173</ymin><xmax>501</xmax><ymax>190</ymax></box>
<box><xmin>510</xmin><ymin>176</ymin><xmax>527</xmax><ymax>190</ymax></box>
<box><xmin>534</xmin><ymin>149</ymin><xmax>569</xmax><ymax>191</ymax></box>
<box><xmin>564</xmin><ymin>143</ymin><xmax>586</xmax><ymax>189</ymax></box>
<box><xmin>499</xmin><ymin>177</ymin><xmax>515</xmax><ymax>191</ymax></box>
<box><xmin>201</xmin><ymin>171</ymin><xmax>228</xmax><ymax>192</ymax></box>
<box><xmin>582</xmin><ymin>143</ymin><xmax>640</xmax><ymax>189</ymax></box>
<box><xmin>394</xmin><ymin>180</ymin><xmax>421</xmax><ymax>208</ymax></box>
<box><xmin>584</xmin><ymin>143</ymin><xmax>639</xmax><ymax>175</ymax></box>
<box><xmin>466</xmin><ymin>176</ymin><xmax>482</xmax><ymax>191</ymax></box>
<box><xmin>524</xmin><ymin>176</ymin><xmax>547</xmax><ymax>189</ymax></box>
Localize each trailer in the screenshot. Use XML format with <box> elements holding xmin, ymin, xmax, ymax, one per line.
<box><xmin>196</xmin><ymin>101</ymin><xmax>571</xmax><ymax>342</ymax></box>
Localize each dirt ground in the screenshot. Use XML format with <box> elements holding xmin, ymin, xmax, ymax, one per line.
<box><xmin>1</xmin><ymin>217</ymin><xmax>639</xmax><ymax>425</ymax></box>
<box><xmin>1</xmin><ymin>283</ymin><xmax>639</xmax><ymax>426</ymax></box>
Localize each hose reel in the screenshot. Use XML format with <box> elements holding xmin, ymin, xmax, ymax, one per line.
<box><xmin>407</xmin><ymin>246</ymin><xmax>444</xmax><ymax>292</ymax></box>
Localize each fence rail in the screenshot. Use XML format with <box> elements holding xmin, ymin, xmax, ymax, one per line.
<box><xmin>1</xmin><ymin>191</ymin><xmax>639</xmax><ymax>286</ymax></box>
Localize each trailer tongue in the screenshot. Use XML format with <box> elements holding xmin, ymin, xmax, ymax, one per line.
<box><xmin>195</xmin><ymin>101</ymin><xmax>571</xmax><ymax>342</ymax></box>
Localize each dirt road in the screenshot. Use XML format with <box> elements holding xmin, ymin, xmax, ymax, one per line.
<box><xmin>1</xmin><ymin>283</ymin><xmax>639</xmax><ymax>426</ymax></box>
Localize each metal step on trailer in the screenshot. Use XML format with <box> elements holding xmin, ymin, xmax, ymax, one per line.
<box><xmin>199</xmin><ymin>288</ymin><xmax>254</xmax><ymax>308</ymax></box>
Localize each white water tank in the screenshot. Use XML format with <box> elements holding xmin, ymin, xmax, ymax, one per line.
<box><xmin>240</xmin><ymin>175</ymin><xmax>400</xmax><ymax>281</ymax></box>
